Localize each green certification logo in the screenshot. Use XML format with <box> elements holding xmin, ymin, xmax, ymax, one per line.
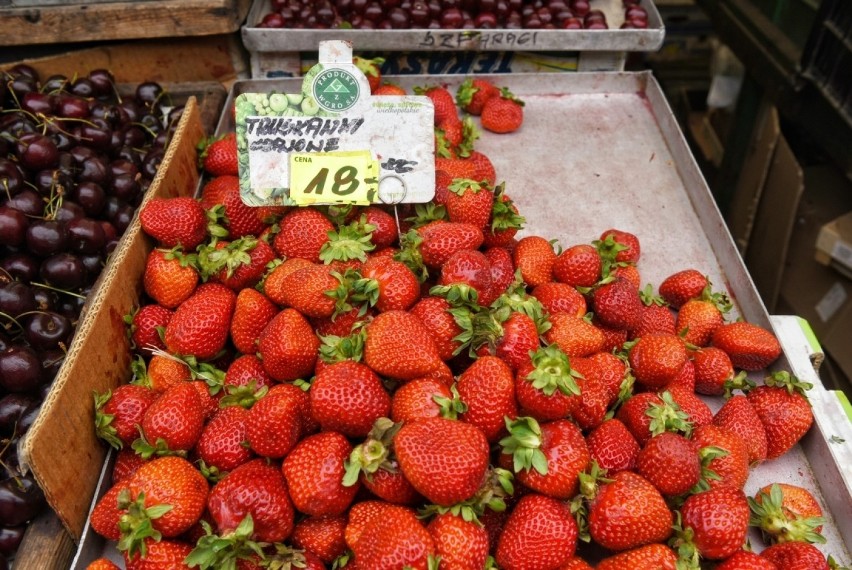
<box><xmin>313</xmin><ymin>69</ymin><xmax>360</xmax><ymax>112</ymax></box>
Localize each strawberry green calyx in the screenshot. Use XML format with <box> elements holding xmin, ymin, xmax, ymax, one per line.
<box><xmin>206</xmin><ymin>204</ymin><xmax>230</xmax><ymax>241</ymax></box>
<box><xmin>395</xmin><ymin>230</ymin><xmax>429</xmax><ymax>282</ymax></box>
<box><xmin>647</xmin><ymin>391</ymin><xmax>693</xmax><ymax>438</ymax></box>
<box><xmin>320</xmin><ymin>224</ymin><xmax>376</xmax><ymax>264</ymax></box>
<box><xmin>198</xmin><ymin>459</ymin><xmax>227</xmax><ymax>484</ymax></box>
<box><xmin>499</xmin><ymin>416</ymin><xmax>548</xmax><ymax>475</ymax></box>
<box><xmin>254</xmin><ymin>258</ymin><xmax>283</xmax><ymax>295</ymax></box>
<box><xmin>343</xmin><ymin>417</ymin><xmax>400</xmax><ymax>487</ymax></box>
<box><xmin>326</xmin><ymin>269</ymin><xmax>361</xmax><ymax>319</ymax></box>
<box><xmin>606</xmin><ymin>369</ymin><xmax>636</xmax><ymax>419</ymax></box>
<box><xmin>593</xmin><ymin>234</ymin><xmax>628</xmax><ymax>281</ymax></box>
<box><xmin>697</xmin><ymin>280</ymin><xmax>733</xmax><ymax>314</ymax></box>
<box><xmin>185</xmin><ymin>515</ymin><xmax>267</xmax><ymax>570</ymax></box>
<box><xmin>197</xmin><ymin>237</ymin><xmax>256</xmax><ymax>281</ymax></box>
<box><xmin>722</xmin><ymin>371</ymin><xmax>751</xmax><ymax>399</ymax></box>
<box><xmin>489</xmin><ymin>183</ymin><xmax>525</xmax><ymax>234</ymax></box>
<box><xmin>319</xmin><ymin>328</ymin><xmax>366</xmax><ymax>364</ymax></box>
<box><xmin>265</xmin><ymin>543</ymin><xmax>318</xmax><ymax>569</ymax></box>
<box><xmin>497</xmin><ymin>86</ymin><xmax>524</xmax><ymax>106</ymax></box>
<box><xmin>455</xmin><ymin>78</ymin><xmax>478</xmax><ymax>108</ymax></box>
<box><xmin>457</xmin><ymin>116</ymin><xmax>480</xmax><ymax>158</ymax></box>
<box><xmin>491</xmin><ymin>281</ymin><xmax>551</xmax><ymax>335</ymax></box>
<box><xmin>218</xmin><ymin>381</ymin><xmax>268</xmax><ymax>409</ymax></box>
<box><xmin>748</xmin><ymin>484</ymin><xmax>827</xmax><ymax>544</ymax></box>
<box><xmin>430</xmin><ymin>283</ymin><xmax>480</xmax><ymax>307</ymax></box>
<box><xmin>419</xmin><ymin>466</ymin><xmax>514</xmax><ymax>523</ymax></box>
<box><xmin>669</xmin><ymin>512</ymin><xmax>702</xmax><ymax>570</ymax></box>
<box><xmin>448</xmin><ymin>177</ymin><xmax>488</xmax><ymax>196</ymax></box>
<box><xmin>117</xmin><ymin>489</ymin><xmax>173</xmax><ymax>559</ymax></box>
<box><xmin>405</xmin><ymin>202</ymin><xmax>448</xmax><ymax>229</ymax></box>
<box><xmin>93</xmin><ymin>390</ymin><xmax>122</xmax><ymax>450</ymax></box>
<box><xmin>525</xmin><ymin>345</ymin><xmax>582</xmax><ymax>397</ymax></box>
<box><xmin>828</xmin><ymin>556</ymin><xmax>851</xmax><ymax>570</ymax></box>
<box><xmin>433</xmin><ymin>385</ymin><xmax>468</xmax><ymax>420</ymax></box>
<box><xmin>131</xmin><ymin>434</ymin><xmax>186</xmax><ymax>460</ymax></box>
<box><xmin>765</xmin><ymin>370</ymin><xmax>813</xmax><ymax>396</ymax></box>
<box><xmin>434</xmin><ymin>129</ymin><xmax>455</xmax><ymax>159</ymax></box>
<box><xmin>146</xmin><ymin>348</ymin><xmax>226</xmax><ymax>395</ymax></box>
<box><xmin>639</xmin><ymin>283</ymin><xmax>667</xmax><ymax>307</ymax></box>
<box><xmin>353</xmin><ymin>56</ymin><xmax>385</xmax><ymax>77</ymax></box>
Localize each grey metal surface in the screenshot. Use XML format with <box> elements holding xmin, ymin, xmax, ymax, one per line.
<box><xmin>242</xmin><ymin>0</ymin><xmax>665</xmax><ymax>53</ymax></box>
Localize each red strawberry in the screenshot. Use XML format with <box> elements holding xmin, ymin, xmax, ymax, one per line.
<box><xmin>586</xmin><ymin>419</ymin><xmax>640</xmax><ymax>475</ymax></box>
<box><xmin>128</xmin><ymin>304</ymin><xmax>172</xmax><ymax>354</ymax></box>
<box><xmin>636</xmin><ymin>432</ymin><xmax>700</xmax><ymax>496</ymax></box>
<box><xmin>514</xmin><ymin>345</ymin><xmax>579</xmax><ymax>422</ymax></box>
<box><xmin>693</xmin><ymin>346</ymin><xmax>736</xmax><ymax>396</ymax></box>
<box><xmin>435</xmin><ymin>155</ymin><xmax>479</xmax><ymax>181</ymax></box>
<box><xmin>599</xmin><ymin>228</ymin><xmax>640</xmax><ymax>263</ymax></box>
<box><xmin>195</xmin><ymin>405</ymin><xmax>254</xmax><ymax>473</ymax></box>
<box><xmin>418</xmin><ymin>222</ymin><xmax>484</xmax><ymax>269</ymax></box>
<box><xmin>484</xmin><ymin>183</ymin><xmax>524</xmax><ymax>249</ymax></box>
<box><xmin>90</xmin><ymin>483</ymin><xmax>128</xmax><ymax>540</ymax></box>
<box><xmin>272</xmin><ymin>207</ymin><xmax>334</xmax><ymax>263</ymax></box>
<box><xmin>86</xmin><ymin>558</ymin><xmax>122</xmax><ymax>570</ymax></box>
<box><xmin>474</xmin><ymin>309</ymin><xmax>541</xmax><ymax>371</ymax></box>
<box><xmin>200</xmin><ymin>133</ymin><xmax>238</xmax><ymax>177</ymax></box>
<box><xmin>257</xmin><ymin>308</ymin><xmax>319</xmax><ymax>381</ymax></box>
<box><xmin>345</xmin><ymin>500</ymin><xmax>400</xmax><ymax>549</ymax></box>
<box><xmin>229</xmin><ymin>288</ymin><xmax>277</xmax><ymax>355</ymax></box>
<box><xmin>446</xmin><ymin>178</ymin><xmax>494</xmax><ymax>229</ymax></box>
<box><xmin>310</xmin><ymin>360</ymin><xmax>390</xmax><ymax>438</ymax></box>
<box><xmin>678</xmin><ymin>485</ymin><xmax>750</xmax><ymax>560</ymax></box>
<box><xmin>208</xmin><ymin>459</ymin><xmax>294</xmax><ymax>542</ymax></box>
<box><xmin>500</xmin><ymin>417</ymin><xmax>590</xmax><ymax>500</ymax></box>
<box><xmin>358</xmin><ymin>255</ymin><xmax>421</xmax><ymax>312</ymax></box>
<box><xmin>495</xmin><ymin>493</ymin><xmax>578</xmax><ymax>570</ymax></box>
<box><xmin>596</xmin><ymin>544</ymin><xmax>678</xmax><ymax>570</ymax></box>
<box><xmin>593</xmin><ymin>277</ymin><xmax>643</xmax><ymax>331</ymax></box>
<box><xmin>691</xmin><ymin>424</ymin><xmax>750</xmax><ymax>490</ymax></box>
<box><xmin>629</xmin><ymin>333</ymin><xmax>689</xmax><ymax>389</ymax></box>
<box><xmin>746</xmin><ymin>371</ymin><xmax>814</xmax><ymax>459</ymax></box>
<box><xmin>456</xmin><ymin>77</ymin><xmax>499</xmax><ymax>115</ymax></box>
<box><xmin>124</xmin><ymin>539</ymin><xmax>194</xmax><ymax>570</ymax></box>
<box><xmin>485</xmin><ymin>246</ymin><xmax>516</xmax><ymax>298</ymax></box>
<box><xmin>468</xmin><ymin>150</ymin><xmax>497</xmax><ymax>186</ymax></box>
<box><xmin>659</xmin><ymin>269</ymin><xmax>708</xmax><ymax>309</ymax></box>
<box><xmin>291</xmin><ymin>515</ymin><xmax>347</xmax><ymax>563</ymax></box>
<box><xmin>140</xmin><ymin>197</ymin><xmax>207</xmax><ymax>250</ymax></box>
<box><xmin>716</xmin><ymin>551</ymin><xmax>780</xmax><ymax>570</ymax></box>
<box><xmin>269</xmin><ymin>262</ymin><xmax>339</xmax><ymax>318</ymax></box>
<box><xmin>95</xmin><ymin>384</ymin><xmax>159</xmax><ymax>449</ymax></box>
<box><xmin>677</xmin><ymin>297</ymin><xmax>726</xmax><ymax>347</ymax></box>
<box><xmin>135</xmin><ymin>382</ymin><xmax>205</xmax><ymax>456</ymax></box>
<box><xmin>373</xmin><ymin>83</ymin><xmax>407</xmax><ymax>96</ymax></box>
<box><xmin>481</xmin><ymin>88</ymin><xmax>524</xmax><ymax>134</ymax></box>
<box><xmin>616</xmin><ymin>391</ymin><xmax>690</xmax><ymax>446</ymax></box>
<box><xmin>751</xmin><ymin>482</ymin><xmax>824</xmax><ymax>544</ymax></box>
<box><xmin>395</xmin><ymin>416</ymin><xmax>489</xmax><ymax>506</ymax></box>
<box><xmin>713</xmin><ymin>394</ymin><xmax>768</xmax><ymax>464</ymax></box>
<box><xmin>282</xmin><ymin>431</ymin><xmax>358</xmax><ymax>517</ymax></box>
<box><xmin>246</xmin><ymin>383</ymin><xmax>305</xmax><ymax>459</ymax></box>
<box><xmin>531</xmin><ymin>282</ymin><xmax>586</xmax><ymax>318</ymax></box>
<box><xmin>358</xmin><ymin>205</ymin><xmax>397</xmax><ymax>249</ymax></box>
<box><xmin>544</xmin><ymin>314</ymin><xmax>605</xmax><ymax>358</ymax></box>
<box><xmin>666</xmin><ymin>384</ymin><xmax>713</xmax><ymax>429</ymax></box>
<box><xmin>350</xmin><ymin>503</ymin><xmax>436</xmax><ymax>569</ymax></box>
<box><xmin>513</xmin><ymin>235</ymin><xmax>555</xmax><ymax>287</ymax></box>
<box><xmin>761</xmin><ymin>540</ymin><xmax>832</xmax><ymax>569</ymax></box>
<box><xmin>428</xmin><ymin>512</ymin><xmax>489</xmax><ymax>570</ymax></box>
<box><xmin>112</xmin><ymin>449</ymin><xmax>148</xmax><ymax>485</ymax></box>
<box><xmin>364</xmin><ymin>310</ymin><xmax>443</xmax><ymax>381</ymax></box>
<box><xmin>438</xmin><ymin>248</ymin><xmax>493</xmax><ymax>303</ymax></box>
<box><xmin>225</xmin><ymin>354</ymin><xmax>272</xmax><ymax>391</ymax></box>
<box><xmin>457</xmin><ymin>355</ymin><xmax>518</xmax><ymax>442</ymax></box>
<box><xmin>391</xmin><ymin>377</ymin><xmax>455</xmax><ymax>423</ymax></box>
<box><xmin>561</xmin><ymin>557</ymin><xmax>595</xmax><ymax>570</ymax></box>
<box><xmin>631</xmin><ymin>286</ymin><xmax>675</xmax><ymax>338</ymax></box>
<box><xmin>353</xmin><ymin>55</ymin><xmax>384</xmax><ymax>93</ymax></box>
<box><xmin>414</xmin><ymin>84</ymin><xmax>457</xmax><ymax>125</ymax></box>
<box><xmin>199</xmin><ymin>174</ymin><xmax>238</xmax><ymax>209</ymax></box>
<box><xmin>409</xmin><ymin>296</ymin><xmax>463</xmax><ymax>361</ymax></box>
<box><xmin>553</xmin><ymin>244</ymin><xmax>602</xmax><ymax>287</ymax></box>
<box><xmin>143</xmin><ymin>248</ymin><xmax>198</xmax><ymax>309</ymax></box>
<box><xmin>164</xmin><ymin>283</ymin><xmax>235</xmax><ymax>360</ymax></box>
<box><xmin>711</xmin><ymin>321</ymin><xmax>782</xmax><ymax>370</ymax></box>
<box><xmin>588</xmin><ymin>470</ymin><xmax>672</xmax><ymax>550</ymax></box>
<box><xmin>204</xmin><ymin>237</ymin><xmax>276</xmax><ymax>291</ymax></box>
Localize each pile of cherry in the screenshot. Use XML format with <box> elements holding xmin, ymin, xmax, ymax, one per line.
<box><xmin>258</xmin><ymin>0</ymin><xmax>651</xmax><ymax>31</ymax></box>
<box><xmin>0</xmin><ymin>64</ymin><xmax>183</xmax><ymax>565</ymax></box>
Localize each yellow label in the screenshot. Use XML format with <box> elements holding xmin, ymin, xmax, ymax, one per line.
<box><xmin>289</xmin><ymin>151</ymin><xmax>378</xmax><ymax>206</ymax></box>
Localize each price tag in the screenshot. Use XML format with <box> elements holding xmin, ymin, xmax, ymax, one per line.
<box><xmin>289</xmin><ymin>151</ymin><xmax>379</xmax><ymax>206</ymax></box>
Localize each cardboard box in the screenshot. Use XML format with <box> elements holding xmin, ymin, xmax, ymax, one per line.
<box><xmin>816</xmin><ymin>210</ymin><xmax>852</xmax><ymax>279</ymax></box>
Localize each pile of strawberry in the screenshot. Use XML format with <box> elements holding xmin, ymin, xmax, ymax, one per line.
<box><xmin>84</xmin><ymin>79</ymin><xmax>848</xmax><ymax>570</ymax></box>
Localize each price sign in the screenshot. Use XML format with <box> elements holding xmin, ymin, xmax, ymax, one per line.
<box><xmin>289</xmin><ymin>151</ymin><xmax>379</xmax><ymax>206</ymax></box>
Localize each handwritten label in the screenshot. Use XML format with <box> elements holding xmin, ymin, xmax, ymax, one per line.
<box><xmin>417</xmin><ymin>30</ymin><xmax>539</xmax><ymax>50</ymax></box>
<box><xmin>290</xmin><ymin>151</ymin><xmax>378</xmax><ymax>205</ymax></box>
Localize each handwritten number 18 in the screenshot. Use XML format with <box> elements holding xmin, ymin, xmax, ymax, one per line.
<box><xmin>304</xmin><ymin>165</ymin><xmax>359</xmax><ymax>196</ymax></box>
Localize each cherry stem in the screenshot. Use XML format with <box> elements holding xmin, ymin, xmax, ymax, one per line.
<box><xmin>30</xmin><ymin>282</ymin><xmax>86</xmax><ymax>299</ymax></box>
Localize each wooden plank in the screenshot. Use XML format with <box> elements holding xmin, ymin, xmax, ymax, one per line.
<box><xmin>14</xmin><ymin>511</ymin><xmax>76</xmax><ymax>570</ymax></box>
<box><xmin>0</xmin><ymin>0</ymin><xmax>251</xmax><ymax>45</ymax></box>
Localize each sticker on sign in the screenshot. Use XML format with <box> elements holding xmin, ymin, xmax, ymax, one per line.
<box><xmin>235</xmin><ymin>40</ymin><xmax>436</xmax><ymax>207</ymax></box>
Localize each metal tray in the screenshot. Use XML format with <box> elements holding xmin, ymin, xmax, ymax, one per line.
<box><xmin>242</xmin><ymin>0</ymin><xmax>665</xmax><ymax>54</ymax></box>
<box><xmin>72</xmin><ymin>71</ymin><xmax>852</xmax><ymax>567</ymax></box>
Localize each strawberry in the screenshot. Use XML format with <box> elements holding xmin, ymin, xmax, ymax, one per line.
<box><xmin>417</xmin><ymin>222</ymin><xmax>484</xmax><ymax>269</ymax></box>
<box><xmin>122</xmin><ymin>456</ymin><xmax>208</xmax><ymax>550</ymax></box>
<box><xmin>363</xmin><ymin>310</ymin><xmax>443</xmax><ymax>381</ymax></box>
<box><xmin>310</xmin><ymin>360</ymin><xmax>390</xmax><ymax>438</ymax></box>
<box><xmin>207</xmin><ymin>459</ymin><xmax>294</xmax><ymax>542</ymax></box>
<box><xmin>353</xmin><ymin>55</ymin><xmax>384</xmax><ymax>93</ymax></box>
<box><xmin>428</xmin><ymin>512</ymin><xmax>489</xmax><ymax>570</ymax></box>
<box><xmin>203</xmin><ymin>237</ymin><xmax>276</xmax><ymax>291</ymax></box>
<box><xmin>391</xmin><ymin>378</ymin><xmax>456</xmax><ymax>423</ymax></box>
<box><xmin>457</xmin><ymin>355</ymin><xmax>518</xmax><ymax>442</ymax></box>
<box><xmin>195</xmin><ymin>405</ymin><xmax>253</xmax><ymax>474</ymax></box>
<box><xmin>746</xmin><ymin>371</ymin><xmax>814</xmax><ymax>459</ymax></box>
<box><xmin>584</xmin><ymin>351</ymin><xmax>629</xmax><ymax>400</ymax></box>
<box><xmin>572</xmin><ymin>370</ymin><xmax>618</xmax><ymax>428</ymax></box>
<box><xmin>500</xmin><ymin>417</ymin><xmax>590</xmax><ymax>499</ymax></box>
<box><xmin>692</xmin><ymin>346</ymin><xmax>736</xmax><ymax>396</ymax></box>
<box><xmin>112</xmin><ymin>449</ymin><xmax>148</xmax><ymax>485</ymax></box>
<box><xmin>357</xmin><ymin>255</ymin><xmax>421</xmax><ymax>312</ymax></box>
<box><xmin>760</xmin><ymin>541</ymin><xmax>832</xmax><ymax>569</ymax></box>
<box><xmin>677</xmin><ymin>485</ymin><xmax>750</xmax><ymax>561</ymax></box>
<box><xmin>268</xmin><ymin>262</ymin><xmax>339</xmax><ymax>318</ymax></box>
<box><xmin>164</xmin><ymin>283</ymin><xmax>235</xmax><ymax>360</ymax></box>
<box><xmin>513</xmin><ymin>235</ymin><xmax>555</xmax><ymax>287</ymax></box>
<box><xmin>373</xmin><ymin>83</ymin><xmax>407</xmax><ymax>95</ymax></box>
<box><xmin>95</xmin><ymin>384</ymin><xmax>159</xmax><ymax>449</ymax></box>
<box><xmin>409</xmin><ymin>296</ymin><xmax>463</xmax><ymax>361</ymax></box>
<box><xmin>514</xmin><ymin>345</ymin><xmax>580</xmax><ymax>421</ymax></box>
<box><xmin>257</xmin><ymin>308</ymin><xmax>319</xmax><ymax>381</ymax></box>
<box><xmin>599</xmin><ymin>228</ymin><xmax>640</xmax><ymax>263</ymax></box>
<box><xmin>133</xmin><ymin>382</ymin><xmax>205</xmax><ymax>457</ymax></box>
<box><xmin>435</xmin><ymin>155</ymin><xmax>479</xmax><ymax>181</ymax></box>
<box><xmin>586</xmin><ymin>419</ymin><xmax>640</xmax><ymax>475</ymax></box>
<box><xmin>677</xmin><ymin>297</ymin><xmax>726</xmax><ymax>347</ymax></box>
<box><xmin>636</xmin><ymin>432</ymin><xmax>700</xmax><ymax>496</ymax></box>
<box><xmin>140</xmin><ymin>197</ymin><xmax>207</xmax><ymax>250</ymax></box>
<box><xmin>484</xmin><ymin>183</ymin><xmax>524</xmax><ymax>248</ymax></box>
<box><xmin>750</xmin><ymin>483</ymin><xmax>825</xmax><ymax>544</ymax></box>
<box><xmin>395</xmin><ymin>416</ymin><xmax>489</xmax><ymax>506</ymax></box>
<box><xmin>667</xmin><ymin>356</ymin><xmax>697</xmax><ymax>391</ymax></box>
<box><xmin>438</xmin><ymin>249</ymin><xmax>493</xmax><ymax>303</ymax></box>
<box><xmin>414</xmin><ymin>84</ymin><xmax>457</xmax><ymax>125</ymax></box>
<box><xmin>616</xmin><ymin>391</ymin><xmax>691</xmax><ymax>446</ymax></box>
<box><xmin>629</xmin><ymin>333</ymin><xmax>689</xmax><ymax>389</ymax></box>
<box><xmin>245</xmin><ymin>383</ymin><xmax>304</xmax><ymax>458</ymax></box>
<box><xmin>200</xmin><ymin>133</ymin><xmax>238</xmax><ymax>177</ymax></box>
<box><xmin>456</xmin><ymin>77</ymin><xmax>499</xmax><ymax>116</ymax></box>
<box><xmin>544</xmin><ymin>313</ymin><xmax>605</xmax><ymax>358</ymax></box>
<box><xmin>716</xmin><ymin>551</ymin><xmax>780</xmax><ymax>570</ymax></box>
<box><xmin>481</xmin><ymin>88</ymin><xmax>524</xmax><ymax>134</ymax></box>
<box><xmin>612</xmin><ymin>263</ymin><xmax>641</xmax><ymax>289</ymax></box>
<box><xmin>666</xmin><ymin>384</ymin><xmax>713</xmax><ymax>428</ymax></box>
<box><xmin>272</xmin><ymin>207</ymin><xmax>334</xmax><ymax>263</ymax></box>
<box><xmin>229</xmin><ymin>288</ymin><xmax>277</xmax><ymax>355</ymax></box>
<box><xmin>199</xmin><ymin>174</ymin><xmax>238</xmax><ymax>209</ymax></box>
<box><xmin>531</xmin><ymin>282</ymin><xmax>586</xmax><ymax>318</ymax></box>
<box><xmin>713</xmin><ymin>394</ymin><xmax>768</xmax><ymax>464</ymax></box>
<box><xmin>437</xmin><ymin>116</ymin><xmax>464</xmax><ymax>152</ymax></box>
<box><xmin>595</xmin><ymin>544</ymin><xmax>678</xmax><ymax>570</ymax></box>
<box><xmin>86</xmin><ymin>559</ymin><xmax>121</xmax><ymax>570</ymax></box>
<box><xmin>138</xmin><ymin>353</ymin><xmax>192</xmax><ymax>393</ymax></box>
<box><xmin>359</xmin><ymin>206</ymin><xmax>397</xmax><ymax>249</ymax></box>
<box><xmin>128</xmin><ymin>304</ymin><xmax>172</xmax><ymax>355</ymax></box>
<box><xmin>711</xmin><ymin>321</ymin><xmax>781</xmax><ymax>370</ymax></box>
<box><xmin>345</xmin><ymin>500</ymin><xmax>400</xmax><ymax>549</ymax></box>
<box><xmin>588</xmin><ymin>470</ymin><xmax>672</xmax><ymax>551</ymax></box>
<box><xmin>473</xmin><ymin>309</ymin><xmax>541</xmax><ymax>371</ymax></box>
<box><xmin>468</xmin><ymin>150</ymin><xmax>497</xmax><ymax>185</ymax></box>
<box><xmin>593</xmin><ymin>277</ymin><xmax>643</xmax><ymax>331</ymax></box>
<box><xmin>495</xmin><ymin>493</ymin><xmax>578</xmax><ymax>570</ymax></box>
<box><xmin>485</xmin><ymin>246</ymin><xmax>516</xmax><ymax>297</ymax></box>
<box><xmin>350</xmin><ymin>503</ymin><xmax>436</xmax><ymax>569</ymax></box>
<box><xmin>143</xmin><ymin>248</ymin><xmax>198</xmax><ymax>309</ymax></box>
<box><xmin>291</xmin><ymin>515</ymin><xmax>347</xmax><ymax>563</ymax></box>
<box><xmin>553</xmin><ymin>244</ymin><xmax>602</xmax><ymax>287</ymax></box>
<box><xmin>124</xmin><ymin>539</ymin><xmax>194</xmax><ymax>570</ymax></box>
<box><xmin>90</xmin><ymin>483</ymin><xmax>128</xmax><ymax>540</ymax></box>
<box><xmin>659</xmin><ymin>269</ymin><xmax>708</xmax><ymax>309</ymax></box>
<box><xmin>691</xmin><ymin>424</ymin><xmax>750</xmax><ymax>490</ymax></box>
<box><xmin>433</xmin><ymin>169</ymin><xmax>453</xmax><ymax>205</ymax></box>
<box><xmin>446</xmin><ymin>178</ymin><xmax>494</xmax><ymax>229</ymax></box>
<box><xmin>282</xmin><ymin>431</ymin><xmax>358</xmax><ymax>517</ymax></box>
<box><xmin>561</xmin><ymin>557</ymin><xmax>595</xmax><ymax>570</ymax></box>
